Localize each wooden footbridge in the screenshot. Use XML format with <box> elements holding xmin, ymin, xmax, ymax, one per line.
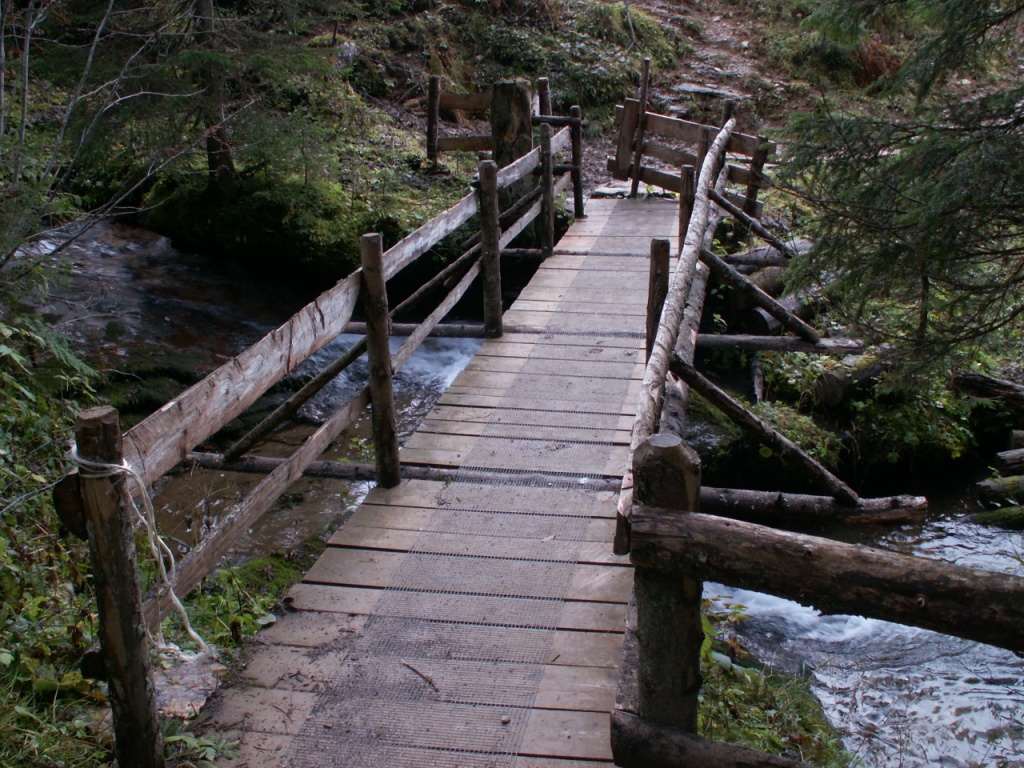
<box><xmin>56</xmin><ymin>76</ymin><xmax>1024</xmax><ymax>768</ymax></box>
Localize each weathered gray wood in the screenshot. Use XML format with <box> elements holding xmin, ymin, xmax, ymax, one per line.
<box><xmin>614</xmin><ymin>103</ymin><xmax>772</xmax><ymax>159</ymax></box>
<box><xmin>709</xmin><ymin>189</ymin><xmax>797</xmax><ymax>255</ymax></box>
<box><xmin>978</xmin><ymin>474</ymin><xmax>1024</xmax><ymax>504</ymax></box>
<box><xmin>436</xmin><ymin>135</ymin><xmax>492</xmax><ymax>153</ymax></box>
<box><xmin>743</xmin><ymin>139</ymin><xmax>770</xmax><ymax>220</ymax></box>
<box><xmin>426</xmin><ymin>75</ymin><xmax>440</xmax><ymax>164</ymax></box>
<box><xmin>695</xmin><ymin>334</ymin><xmax>862</xmax><ymax>354</ymax></box>
<box><xmin>612</xmin><ymin>710</ymin><xmax>811</xmax><ymax>768</ymax></box>
<box><xmin>142</xmin><ymin>387</ymin><xmax>371</xmax><ymax>630</ymax></box>
<box><xmin>344</xmin><ymin>321</ymin><xmax>485</xmax><ymax>338</ymax></box>
<box><xmin>634</xmin><ymin>434</ymin><xmax>701</xmax><ymax>513</ymax></box>
<box><xmin>383</xmin><ymin>191</ymin><xmax>479</xmax><ymax>280</ymax></box>
<box><xmin>361</xmin><ymin>234</ymin><xmax>400</xmax><ymax>488</ymax></box>
<box><xmin>492</xmin><ymin>79</ymin><xmax>534</xmax><ymax>210</ymax></box>
<box><xmin>611</xmin><ymin>99</ymin><xmax>640</xmax><ymax>180</ymax></box>
<box><xmin>438</xmin><ymin>90</ymin><xmax>492</xmax><ymax>111</ymax></box>
<box><xmin>76</xmin><ymin>407</ymin><xmax>164</xmax><ymax>768</ymax></box>
<box><xmin>479</xmin><ymin>160</ymin><xmax>503</xmax><ymax>338</ymax></box>
<box><xmin>538</xmin><ymin>76</ymin><xmax>552</xmax><ymax>116</ymax></box>
<box><xmin>183</xmin><ymin>452</ymin><xmax>621</xmax><ymax>491</ymax></box>
<box><xmin>634</xmin><ymin>570</ymin><xmax>702</xmax><ymax>733</ymax></box>
<box><xmin>146</xmin><ymin>257</ymin><xmax>486</xmax><ymax>627</ymax></box>
<box><xmin>996</xmin><ymin>448</ymin><xmax>1024</xmax><ymax>475</ymax></box>
<box><xmin>1012</xmin><ymin>430</ymin><xmax>1024</xmax><ymax>450</ymax></box>
<box><xmin>630</xmin><ymin>507</ymin><xmax>1024</xmax><ymax>654</ymax></box>
<box><xmin>700</xmin><ymin>486</ymin><xmax>927</xmax><ymax>525</ymax></box>
<box><xmin>646</xmin><ymin>238</ymin><xmax>670</xmax><ymax>362</ymax></box>
<box><xmin>954</xmin><ymin>371</ymin><xmax>1024</xmax><ymax>417</ymax></box>
<box><xmin>222</xmin><ymin>336</ymin><xmax>367</xmax><ymax>462</ymax></box>
<box><xmin>676</xmin><ymin>166</ymin><xmax>694</xmax><ymax>255</ymax></box>
<box><xmin>616</xmin><ymin>117</ymin><xmax>737</xmax><ymax>555</ymax></box>
<box><xmin>122</xmin><ymin>270</ymin><xmax>360</xmax><ymax>490</ymax></box>
<box><xmin>612</xmin><ymin>162</ymin><xmax>764</xmax><ymax>217</ymax></box>
<box><xmin>540</xmin><ymin>123</ymin><xmax>555</xmax><ymax>259</ymax></box>
<box><xmin>670</xmin><ymin>357</ymin><xmax>860</xmax><ymax>505</ymax></box>
<box><xmin>700</xmin><ymin>247</ymin><xmax>821</xmax><ymax>343</ymax></box>
<box><xmin>629</xmin><ymin>58</ymin><xmax>651</xmax><ymax>199</ymax></box>
<box><xmin>570</xmin><ymin>105</ymin><xmax>586</xmax><ymax>218</ymax></box>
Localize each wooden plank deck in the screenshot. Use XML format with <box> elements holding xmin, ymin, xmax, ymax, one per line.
<box><xmin>204</xmin><ymin>197</ymin><xmax>679</xmax><ymax>767</ymax></box>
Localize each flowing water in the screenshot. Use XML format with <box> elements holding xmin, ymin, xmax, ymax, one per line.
<box><xmin>712</xmin><ymin>497</ymin><xmax>1024</xmax><ymax>768</ymax></box>
<box><xmin>58</xmin><ymin>222</ymin><xmax>1023</xmax><ymax>767</ymax></box>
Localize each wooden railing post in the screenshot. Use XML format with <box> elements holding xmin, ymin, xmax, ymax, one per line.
<box><xmin>74</xmin><ymin>406</ymin><xmax>165</xmax><ymax>768</ymax></box>
<box><xmin>570</xmin><ymin>105</ymin><xmax>586</xmax><ymax>218</ymax></box>
<box><xmin>538</xmin><ymin>76</ymin><xmax>552</xmax><ymax>116</ymax></box>
<box><xmin>632</xmin><ymin>433</ymin><xmax>703</xmax><ymax>733</ymax></box>
<box><xmin>540</xmin><ymin>123</ymin><xmax>555</xmax><ymax>260</ymax></box>
<box><xmin>629</xmin><ymin>58</ymin><xmax>651</xmax><ymax>199</ymax></box>
<box><xmin>646</xmin><ymin>238</ymin><xmax>670</xmax><ymax>363</ymax></box>
<box><xmin>360</xmin><ymin>233</ymin><xmax>401</xmax><ymax>488</ymax></box>
<box><xmin>677</xmin><ymin>165</ymin><xmax>695</xmax><ymax>257</ymax></box>
<box><xmin>479</xmin><ymin>160</ymin><xmax>503</xmax><ymax>338</ymax></box>
<box><xmin>426</xmin><ymin>75</ymin><xmax>441</xmax><ymax>165</ymax></box>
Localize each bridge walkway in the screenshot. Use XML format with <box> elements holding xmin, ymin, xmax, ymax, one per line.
<box><xmin>206</xmin><ymin>197</ymin><xmax>680</xmax><ymax>767</ymax></box>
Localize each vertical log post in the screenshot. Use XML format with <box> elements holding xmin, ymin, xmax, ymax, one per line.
<box><xmin>360</xmin><ymin>234</ymin><xmax>401</xmax><ymax>488</ymax></box>
<box><xmin>629</xmin><ymin>58</ymin><xmax>651</xmax><ymax>199</ymax></box>
<box><xmin>677</xmin><ymin>165</ymin><xmax>695</xmax><ymax>257</ymax></box>
<box><xmin>632</xmin><ymin>433</ymin><xmax>703</xmax><ymax>734</ymax></box>
<box><xmin>479</xmin><ymin>160</ymin><xmax>503</xmax><ymax>338</ymax></box>
<box><xmin>75</xmin><ymin>406</ymin><xmax>165</xmax><ymax>768</ymax></box>
<box><xmin>570</xmin><ymin>105</ymin><xmax>586</xmax><ymax>218</ymax></box>
<box><xmin>540</xmin><ymin>123</ymin><xmax>555</xmax><ymax>260</ymax></box>
<box><xmin>646</xmin><ymin>238</ymin><xmax>670</xmax><ymax>363</ymax></box>
<box><xmin>538</xmin><ymin>76</ymin><xmax>552</xmax><ymax>116</ymax></box>
<box><xmin>426</xmin><ymin>75</ymin><xmax>441</xmax><ymax>165</ymax></box>
<box><xmin>743</xmin><ymin>139</ymin><xmax>769</xmax><ymax>221</ymax></box>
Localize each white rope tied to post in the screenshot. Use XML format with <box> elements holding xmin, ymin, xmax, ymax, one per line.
<box><xmin>69</xmin><ymin>444</ymin><xmax>210</xmax><ymax>655</ymax></box>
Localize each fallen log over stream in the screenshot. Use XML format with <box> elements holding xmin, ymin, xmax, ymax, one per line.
<box><xmin>179</xmin><ymin>453</ymin><xmax>924</xmax><ymax>525</ymax></box>
<box><xmin>954</xmin><ymin>371</ymin><xmax>1024</xmax><ymax>416</ymax></box>
<box><xmin>630</xmin><ymin>507</ymin><xmax>1024</xmax><ymax>654</ymax></box>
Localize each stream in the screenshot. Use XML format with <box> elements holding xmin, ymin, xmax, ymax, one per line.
<box><xmin>57</xmin><ymin>221</ymin><xmax>1023</xmax><ymax>768</ymax></box>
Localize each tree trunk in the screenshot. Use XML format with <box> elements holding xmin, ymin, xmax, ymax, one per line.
<box><xmin>954</xmin><ymin>371</ymin><xmax>1024</xmax><ymax>417</ymax></box>
<box><xmin>631</xmin><ymin>506</ymin><xmax>1024</xmax><ymax>654</ymax></box>
<box><xmin>196</xmin><ymin>0</ymin><xmax>237</xmax><ymax>203</ymax></box>
<box><xmin>612</xmin><ymin>710</ymin><xmax>811</xmax><ymax>768</ymax></box>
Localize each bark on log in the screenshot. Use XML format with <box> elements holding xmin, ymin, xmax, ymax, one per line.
<box><xmin>696</xmin><ymin>335</ymin><xmax>862</xmax><ymax>355</ymax></box>
<box><xmin>647</xmin><ymin>239</ymin><xmax>671</xmax><ymax>362</ymax></box>
<box><xmin>612</xmin><ymin>710</ymin><xmax>811</xmax><ymax>768</ymax></box>
<box><xmin>978</xmin><ymin>474</ymin><xmax>1024</xmax><ymax>505</ymax></box>
<box><xmin>616</xmin><ymin>117</ymin><xmax>737</xmax><ymax>555</ymax></box>
<box><xmin>671</xmin><ymin>357</ymin><xmax>860</xmax><ymax>505</ymax></box>
<box><xmin>967</xmin><ymin>506</ymin><xmax>1024</xmax><ymax>529</ymax></box>
<box><xmin>742</xmin><ymin>294</ymin><xmax>814</xmax><ymax>336</ymax></box>
<box><xmin>75</xmin><ymin>407</ymin><xmax>164</xmax><ymax>768</ymax></box>
<box><xmin>631</xmin><ymin>507</ymin><xmax>1024</xmax><ymax>653</ymax></box>
<box><xmin>344</xmin><ymin>322</ymin><xmax>485</xmax><ymax>338</ymax></box>
<box><xmin>361</xmin><ymin>234</ymin><xmax>401</xmax><ymax>488</ymax></box>
<box><xmin>953</xmin><ymin>371</ymin><xmax>1024</xmax><ymax>417</ymax></box>
<box><xmin>180</xmin><ymin>452</ymin><xmax>621</xmax><ymax>490</ymax></box>
<box><xmin>996</xmin><ymin>448</ymin><xmax>1024</xmax><ymax>476</ymax></box>
<box><xmin>723</xmin><ymin>239</ymin><xmax>812</xmax><ymax>269</ymax></box>
<box><xmin>814</xmin><ymin>353</ymin><xmax>891</xmax><ymax>408</ymax></box>
<box><xmin>709</xmin><ymin>188</ymin><xmax>798</xmax><ymax>258</ymax></box>
<box><xmin>629</xmin><ymin>58</ymin><xmax>651</xmax><ymax>199</ymax></box>
<box><xmin>700</xmin><ymin>247</ymin><xmax>821</xmax><ymax>343</ymax></box>
<box><xmin>479</xmin><ymin>159</ymin><xmax>503</xmax><ymax>338</ymax></box>
<box><xmin>700</xmin><ymin>486</ymin><xmax>927</xmax><ymax>525</ymax></box>
<box><xmin>1012</xmin><ymin>430</ymin><xmax>1024</xmax><ymax>450</ymax></box>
